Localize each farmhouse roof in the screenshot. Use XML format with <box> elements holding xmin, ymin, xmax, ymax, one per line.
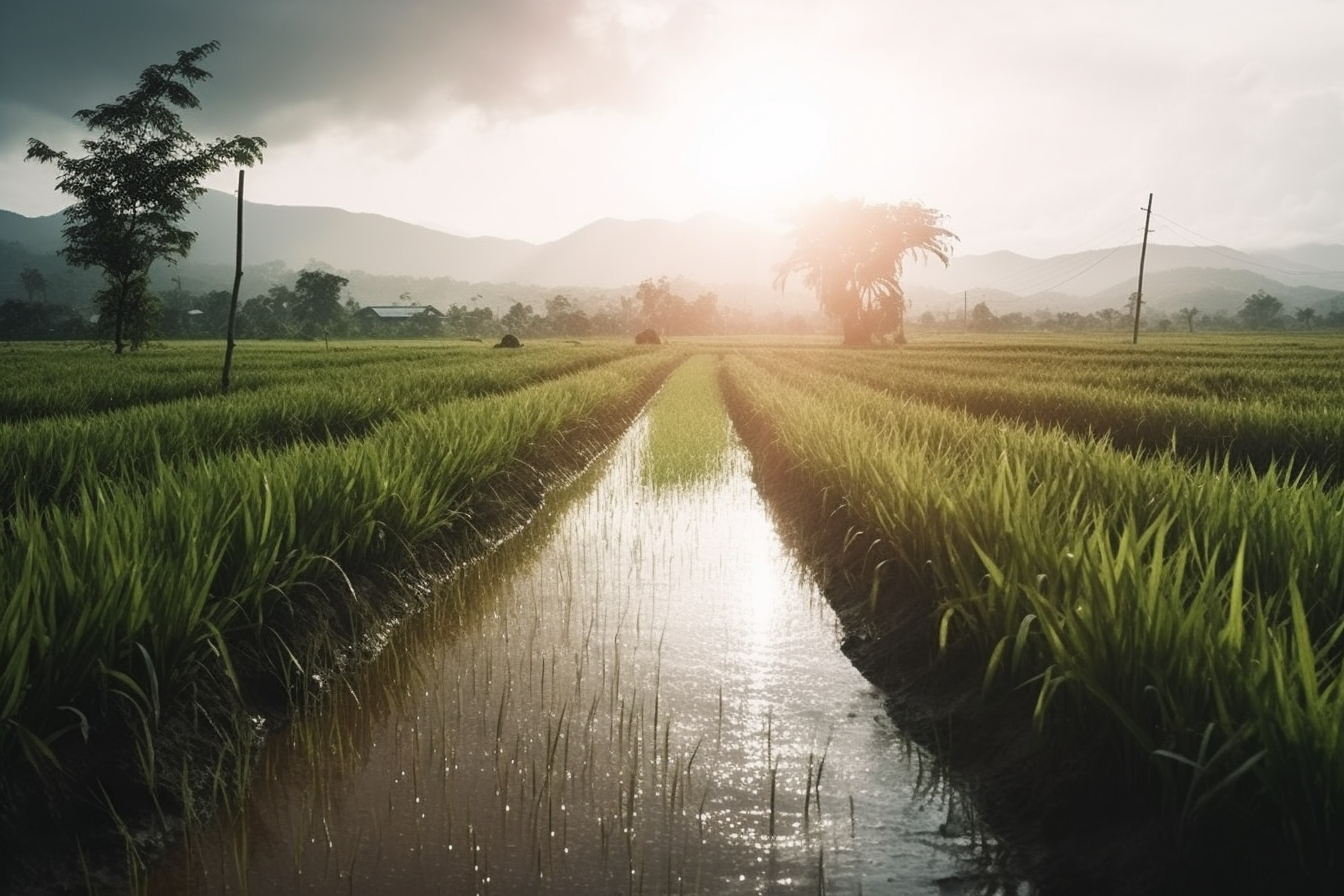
<box><xmin>356</xmin><ymin>305</ymin><xmax>444</xmax><ymax>319</ymax></box>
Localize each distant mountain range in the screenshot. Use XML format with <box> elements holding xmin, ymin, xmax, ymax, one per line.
<box><xmin>3</xmin><ymin>190</ymin><xmax>1343</xmax><ymax>315</ymax></box>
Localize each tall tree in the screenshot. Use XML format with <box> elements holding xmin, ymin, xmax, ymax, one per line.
<box><xmin>25</xmin><ymin>41</ymin><xmax>265</xmax><ymax>354</ymax></box>
<box><xmin>635</xmin><ymin>276</ymin><xmax>688</xmax><ymax>336</ymax></box>
<box><xmin>92</xmin><ymin>274</ymin><xmax>159</xmax><ymax>349</ymax></box>
<box><xmin>500</xmin><ymin>301</ymin><xmax>538</xmax><ymax>336</ymax></box>
<box><xmin>542</xmin><ymin>294</ymin><xmax>581</xmax><ymax>337</ymax></box>
<box><xmin>19</xmin><ymin>266</ymin><xmax>47</xmax><ymax>302</ymax></box>
<box><xmin>292</xmin><ymin>269</ymin><xmax>349</xmax><ymax>340</ymax></box>
<box><xmin>775</xmin><ymin>199</ymin><xmax>956</xmax><ymax>345</ymax></box>
<box><xmin>239</xmin><ymin>284</ymin><xmax>297</xmax><ymax>339</ymax></box>
<box><xmin>1238</xmin><ymin>289</ymin><xmax>1283</xmax><ymax>329</ymax></box>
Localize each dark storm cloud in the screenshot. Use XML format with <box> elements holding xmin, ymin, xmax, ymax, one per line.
<box><xmin>1</xmin><ymin>0</ymin><xmax>692</xmax><ymax>150</ymax></box>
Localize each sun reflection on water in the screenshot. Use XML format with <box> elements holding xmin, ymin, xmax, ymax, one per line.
<box><xmin>148</xmin><ymin>409</ymin><xmax>979</xmax><ymax>895</ymax></box>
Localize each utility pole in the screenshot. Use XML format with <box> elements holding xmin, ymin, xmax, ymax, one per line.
<box><xmin>1131</xmin><ymin>193</ymin><xmax>1152</xmax><ymax>345</ymax></box>
<box><xmin>221</xmin><ymin>169</ymin><xmax>245</xmax><ymax>394</ymax></box>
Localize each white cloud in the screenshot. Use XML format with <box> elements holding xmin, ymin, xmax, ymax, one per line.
<box><xmin>4</xmin><ymin>0</ymin><xmax>1343</xmax><ymax>253</ymax></box>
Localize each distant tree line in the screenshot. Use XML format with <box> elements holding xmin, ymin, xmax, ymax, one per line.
<box><xmin>13</xmin><ymin>271</ymin><xmax>1344</xmax><ymax>344</ymax></box>
<box><xmin>2</xmin><ymin>268</ymin><xmax>821</xmax><ymax>344</ymax></box>
<box><xmin>914</xmin><ymin>288</ymin><xmax>1344</xmax><ymax>334</ymax></box>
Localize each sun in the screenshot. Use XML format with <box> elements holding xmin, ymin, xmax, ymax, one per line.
<box><xmin>685</xmin><ymin>92</ymin><xmax>828</xmax><ymax>217</ymax></box>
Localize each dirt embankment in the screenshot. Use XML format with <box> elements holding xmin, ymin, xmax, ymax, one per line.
<box><xmin>721</xmin><ymin>371</ymin><xmax>1317</xmax><ymax>896</ymax></box>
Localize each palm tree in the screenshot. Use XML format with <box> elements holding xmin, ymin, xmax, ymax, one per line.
<box><xmin>774</xmin><ymin>198</ymin><xmax>956</xmax><ymax>345</ymax></box>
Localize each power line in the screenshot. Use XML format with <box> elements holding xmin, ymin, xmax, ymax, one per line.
<box><xmin>1151</xmin><ymin>213</ymin><xmax>1344</xmax><ymax>278</ymax></box>
<box><xmin>968</xmin><ymin>216</ymin><xmax>1145</xmax><ymax>299</ymax></box>
<box><xmin>1024</xmin><ymin>244</ymin><xmax>1132</xmax><ymax>299</ymax></box>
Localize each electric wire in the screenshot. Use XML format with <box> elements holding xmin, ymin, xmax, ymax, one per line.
<box><xmin>960</xmin><ymin>216</ymin><xmax>1144</xmax><ymax>308</ymax></box>
<box><xmin>1151</xmin><ymin>212</ymin><xmax>1344</xmax><ymax>279</ymax></box>
<box><xmin>959</xmin><ymin>209</ymin><xmax>1343</xmax><ymax>314</ymax></box>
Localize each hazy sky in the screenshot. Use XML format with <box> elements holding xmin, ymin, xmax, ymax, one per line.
<box><xmin>2</xmin><ymin>0</ymin><xmax>1341</xmax><ymax>255</ymax></box>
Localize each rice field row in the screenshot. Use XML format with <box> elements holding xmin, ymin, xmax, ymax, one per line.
<box><xmin>762</xmin><ymin>335</ymin><xmax>1344</xmax><ymax>478</ymax></box>
<box><xmin>882</xmin><ymin>334</ymin><xmax>1344</xmax><ymax>404</ymax></box>
<box><xmin>720</xmin><ymin>343</ymin><xmax>1344</xmax><ymax>888</ymax></box>
<box><xmin>0</xmin><ymin>342</ymin><xmax>677</xmax><ymax>807</ymax></box>
<box><xmin>0</xmin><ymin>340</ymin><xmax>640</xmax><ymax>422</ymax></box>
<box><xmin>0</xmin><ymin>342</ymin><xmax>647</xmax><ymax>513</ymax></box>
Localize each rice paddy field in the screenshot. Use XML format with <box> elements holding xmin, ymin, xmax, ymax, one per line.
<box><xmin>0</xmin><ymin>339</ymin><xmax>680</xmax><ymax>892</ymax></box>
<box><xmin>2</xmin><ymin>333</ymin><xmax>1342</xmax><ymax>895</ymax></box>
<box><xmin>720</xmin><ymin>333</ymin><xmax>1344</xmax><ymax>894</ymax></box>
<box><xmin>144</xmin><ymin>354</ymin><xmax>986</xmax><ymax>896</ymax></box>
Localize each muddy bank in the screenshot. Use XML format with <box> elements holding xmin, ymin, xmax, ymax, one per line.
<box><xmin>1</xmin><ymin>365</ymin><xmax>672</xmax><ymax>896</ymax></box>
<box><xmin>720</xmin><ymin>369</ymin><xmax>1317</xmax><ymax>896</ymax></box>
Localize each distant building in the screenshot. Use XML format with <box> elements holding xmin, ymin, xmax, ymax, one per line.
<box><xmin>355</xmin><ymin>305</ymin><xmax>444</xmax><ymax>323</ymax></box>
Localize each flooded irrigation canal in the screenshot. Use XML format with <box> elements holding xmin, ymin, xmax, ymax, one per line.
<box><xmin>151</xmin><ymin>408</ymin><xmax>983</xmax><ymax>895</ymax></box>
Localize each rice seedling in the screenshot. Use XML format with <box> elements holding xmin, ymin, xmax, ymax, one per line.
<box><xmin>640</xmin><ymin>354</ymin><xmax>732</xmax><ymax>490</ymax></box>
<box><xmin>0</xmin><ymin>340</ymin><xmax>647</xmax><ymax>422</ymax></box>
<box><xmin>0</xmin><ymin>340</ymin><xmax>648</xmax><ymax>516</ymax></box>
<box><xmin>764</xmin><ymin>335</ymin><xmax>1344</xmax><ymax>479</ymax></box>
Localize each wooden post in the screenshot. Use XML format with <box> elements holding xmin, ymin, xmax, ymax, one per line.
<box><xmin>1132</xmin><ymin>193</ymin><xmax>1152</xmax><ymax>345</ymax></box>
<box><xmin>221</xmin><ymin>170</ymin><xmax>244</xmax><ymax>394</ymax></box>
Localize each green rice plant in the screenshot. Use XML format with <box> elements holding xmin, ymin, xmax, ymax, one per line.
<box><xmin>883</xmin><ymin>333</ymin><xmax>1344</xmax><ymax>409</ymax></box>
<box><xmin>0</xmin><ymin>339</ymin><xmax>648</xmax><ymax>423</ymax></box>
<box><xmin>0</xmin><ymin>350</ymin><xmax>678</xmax><ymax>797</ymax></box>
<box><xmin>640</xmin><ymin>354</ymin><xmax>731</xmax><ymax>489</ymax></box>
<box><xmin>720</xmin><ymin>347</ymin><xmax>1344</xmax><ymax>883</ymax></box>
<box><xmin>0</xmin><ymin>341</ymin><xmax>647</xmax><ymax>515</ymax></box>
<box><xmin>773</xmin><ymin>336</ymin><xmax>1344</xmax><ymax>480</ymax></box>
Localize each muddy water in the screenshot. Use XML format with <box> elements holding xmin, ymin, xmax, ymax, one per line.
<box><xmin>151</xmin><ymin>415</ymin><xmax>978</xmax><ymax>895</ymax></box>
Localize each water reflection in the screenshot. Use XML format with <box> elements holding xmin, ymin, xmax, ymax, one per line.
<box><xmin>152</xmin><ymin>416</ymin><xmax>981</xmax><ymax>894</ymax></box>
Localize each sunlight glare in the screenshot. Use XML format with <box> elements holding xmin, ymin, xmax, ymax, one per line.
<box><xmin>686</xmin><ymin>90</ymin><xmax>827</xmax><ymax>216</ymax></box>
<box><xmin>728</xmin><ymin>503</ymin><xmax>782</xmax><ymax>644</ymax></box>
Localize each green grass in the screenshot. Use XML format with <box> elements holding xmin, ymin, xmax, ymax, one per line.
<box><xmin>0</xmin><ymin>339</ymin><xmax>640</xmax><ymax>422</ymax></box>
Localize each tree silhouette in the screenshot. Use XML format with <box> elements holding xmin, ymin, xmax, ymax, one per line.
<box><xmin>1238</xmin><ymin>289</ymin><xmax>1283</xmax><ymax>329</ymax></box>
<box><xmin>19</xmin><ymin>266</ymin><xmax>47</xmax><ymax>302</ymax></box>
<box><xmin>500</xmin><ymin>301</ymin><xmax>538</xmax><ymax>335</ymax></box>
<box><xmin>293</xmin><ymin>270</ymin><xmax>349</xmax><ymax>340</ymax></box>
<box><xmin>25</xmin><ymin>41</ymin><xmax>264</xmax><ymax>353</ymax></box>
<box><xmin>775</xmin><ymin>199</ymin><xmax>955</xmax><ymax>345</ymax></box>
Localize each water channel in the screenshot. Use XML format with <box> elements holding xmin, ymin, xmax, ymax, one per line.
<box><xmin>150</xmin><ymin>406</ymin><xmax>983</xmax><ymax>895</ymax></box>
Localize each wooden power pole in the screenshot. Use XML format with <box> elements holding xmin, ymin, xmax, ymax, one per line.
<box><xmin>1131</xmin><ymin>193</ymin><xmax>1153</xmax><ymax>345</ymax></box>
<box><xmin>221</xmin><ymin>170</ymin><xmax>245</xmax><ymax>394</ymax></box>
